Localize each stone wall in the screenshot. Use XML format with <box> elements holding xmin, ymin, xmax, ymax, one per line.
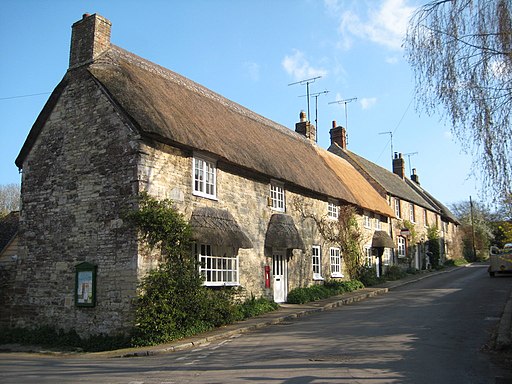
<box><xmin>2</xmin><ymin>69</ymin><xmax>140</xmax><ymax>336</ymax></box>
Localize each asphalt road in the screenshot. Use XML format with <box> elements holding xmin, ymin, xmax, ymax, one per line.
<box><xmin>1</xmin><ymin>264</ymin><xmax>511</xmax><ymax>384</ymax></box>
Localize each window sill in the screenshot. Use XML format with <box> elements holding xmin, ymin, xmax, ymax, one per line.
<box><xmin>203</xmin><ymin>282</ymin><xmax>240</xmax><ymax>287</ymax></box>
<box><xmin>313</xmin><ymin>275</ymin><xmax>325</xmax><ymax>281</ymax></box>
<box><xmin>330</xmin><ymin>274</ymin><xmax>344</xmax><ymax>278</ymax></box>
<box><xmin>192</xmin><ymin>191</ymin><xmax>218</xmax><ymax>201</ymax></box>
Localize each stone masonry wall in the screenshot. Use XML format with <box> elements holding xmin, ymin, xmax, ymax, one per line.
<box><xmin>3</xmin><ymin>69</ymin><xmax>140</xmax><ymax>336</ymax></box>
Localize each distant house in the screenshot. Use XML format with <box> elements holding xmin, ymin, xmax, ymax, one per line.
<box><xmin>2</xmin><ymin>14</ymin><xmax>401</xmax><ymax>336</ymax></box>
<box><xmin>328</xmin><ymin>125</ymin><xmax>460</xmax><ymax>270</ymax></box>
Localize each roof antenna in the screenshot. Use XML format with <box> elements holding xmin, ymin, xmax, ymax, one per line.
<box><xmin>378</xmin><ymin>131</ymin><xmax>394</xmax><ymax>161</ymax></box>
<box><xmin>288</xmin><ymin>76</ymin><xmax>322</xmax><ymax>122</ymax></box>
<box><xmin>404</xmin><ymin>152</ymin><xmax>419</xmax><ymax>176</ymax></box>
<box><xmin>328</xmin><ymin>97</ymin><xmax>357</xmax><ymax>131</ymax></box>
<box><xmin>299</xmin><ymin>90</ymin><xmax>329</xmax><ymax>139</ymax></box>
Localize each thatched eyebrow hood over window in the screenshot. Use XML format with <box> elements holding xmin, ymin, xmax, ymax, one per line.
<box><xmin>189</xmin><ymin>207</ymin><xmax>252</xmax><ymax>249</ymax></box>
<box><xmin>264</xmin><ymin>214</ymin><xmax>305</xmax><ymax>251</ymax></box>
<box><xmin>371</xmin><ymin>230</ymin><xmax>395</xmax><ymax>249</ymax></box>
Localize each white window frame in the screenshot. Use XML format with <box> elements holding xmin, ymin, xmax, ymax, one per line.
<box><xmin>192</xmin><ymin>155</ymin><xmax>217</xmax><ymax>199</ymax></box>
<box><xmin>327</xmin><ymin>200</ymin><xmax>339</xmax><ymax>220</ymax></box>
<box><xmin>364</xmin><ymin>246</ymin><xmax>373</xmax><ymax>267</ymax></box>
<box><xmin>375</xmin><ymin>214</ymin><xmax>382</xmax><ymax>230</ymax></box>
<box><xmin>312</xmin><ymin>245</ymin><xmax>323</xmax><ymax>280</ymax></box>
<box><xmin>364</xmin><ymin>212</ymin><xmax>372</xmax><ymax>229</ymax></box>
<box><xmin>330</xmin><ymin>247</ymin><xmax>343</xmax><ymax>277</ymax></box>
<box><xmin>397</xmin><ymin>236</ymin><xmax>406</xmax><ymax>258</ymax></box>
<box><xmin>269</xmin><ymin>181</ymin><xmax>285</xmax><ymax>212</ymax></box>
<box><xmin>394</xmin><ymin>198</ymin><xmax>401</xmax><ymax>219</ymax></box>
<box><xmin>196</xmin><ymin>244</ymin><xmax>239</xmax><ymax>286</ymax></box>
<box><xmin>382</xmin><ymin>248</ymin><xmax>391</xmax><ymax>266</ymax></box>
<box><xmin>409</xmin><ymin>203</ymin><xmax>415</xmax><ymax>223</ymax></box>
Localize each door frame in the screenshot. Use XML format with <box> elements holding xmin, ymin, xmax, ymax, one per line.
<box><xmin>272</xmin><ymin>249</ymin><xmax>288</xmax><ymax>303</ymax></box>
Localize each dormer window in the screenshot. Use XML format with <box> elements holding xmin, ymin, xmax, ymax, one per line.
<box><xmin>193</xmin><ymin>155</ymin><xmax>217</xmax><ymax>199</ymax></box>
<box><xmin>269</xmin><ymin>181</ymin><xmax>285</xmax><ymax>212</ymax></box>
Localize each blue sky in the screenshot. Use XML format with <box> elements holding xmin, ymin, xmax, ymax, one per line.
<box><xmin>0</xmin><ymin>0</ymin><xmax>479</xmax><ymax>206</ymax></box>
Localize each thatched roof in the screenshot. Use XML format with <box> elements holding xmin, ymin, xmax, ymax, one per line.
<box><xmin>189</xmin><ymin>207</ymin><xmax>252</xmax><ymax>249</ymax></box>
<box><xmin>316</xmin><ymin>148</ymin><xmax>395</xmax><ymax>218</ymax></box>
<box><xmin>16</xmin><ymin>41</ymin><xmax>399</xmax><ymax>217</ymax></box>
<box><xmin>265</xmin><ymin>214</ymin><xmax>305</xmax><ymax>250</ymax></box>
<box><xmin>84</xmin><ymin>47</ymin><xmax>359</xmax><ymax>206</ymax></box>
<box><xmin>0</xmin><ymin>211</ymin><xmax>19</xmax><ymax>254</ymax></box>
<box><xmin>371</xmin><ymin>230</ymin><xmax>395</xmax><ymax>248</ymax></box>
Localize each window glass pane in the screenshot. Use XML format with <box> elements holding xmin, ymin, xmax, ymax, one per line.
<box><xmin>197</xmin><ymin>244</ymin><xmax>239</xmax><ymax>286</ymax></box>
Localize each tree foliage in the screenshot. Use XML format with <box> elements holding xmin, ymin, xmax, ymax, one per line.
<box><xmin>126</xmin><ymin>193</ymin><xmax>235</xmax><ymax>345</ymax></box>
<box><xmin>405</xmin><ymin>0</ymin><xmax>512</xmax><ymax>201</ymax></box>
<box><xmin>0</xmin><ymin>183</ymin><xmax>20</xmax><ymax>216</ymax></box>
<box><xmin>450</xmin><ymin>199</ymin><xmax>496</xmax><ymax>259</ymax></box>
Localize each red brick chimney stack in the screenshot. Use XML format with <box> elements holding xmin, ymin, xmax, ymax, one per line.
<box><xmin>69</xmin><ymin>13</ymin><xmax>112</xmax><ymax>69</ymax></box>
<box><xmin>295</xmin><ymin>111</ymin><xmax>316</xmax><ymax>142</ymax></box>
<box><xmin>392</xmin><ymin>152</ymin><xmax>405</xmax><ymax>179</ymax></box>
<box><xmin>329</xmin><ymin>120</ymin><xmax>347</xmax><ymax>149</ymax></box>
<box><xmin>411</xmin><ymin>168</ymin><xmax>420</xmax><ymax>185</ymax></box>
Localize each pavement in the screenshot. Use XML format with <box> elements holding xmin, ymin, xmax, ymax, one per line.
<box><xmin>2</xmin><ymin>265</ymin><xmax>511</xmax><ymax>357</ymax></box>
<box><xmin>90</xmin><ymin>265</ymin><xmax>511</xmax><ymax>358</ymax></box>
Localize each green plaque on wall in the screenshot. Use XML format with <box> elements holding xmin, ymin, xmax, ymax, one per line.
<box><xmin>75</xmin><ymin>262</ymin><xmax>97</xmax><ymax>307</ymax></box>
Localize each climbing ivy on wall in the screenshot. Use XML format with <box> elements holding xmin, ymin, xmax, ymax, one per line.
<box><xmin>125</xmin><ymin>193</ymin><xmax>237</xmax><ymax>346</ymax></box>
<box><xmin>292</xmin><ymin>197</ymin><xmax>363</xmax><ymax>279</ymax></box>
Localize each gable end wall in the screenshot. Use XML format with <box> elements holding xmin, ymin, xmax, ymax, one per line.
<box><xmin>3</xmin><ymin>69</ymin><xmax>140</xmax><ymax>336</ymax></box>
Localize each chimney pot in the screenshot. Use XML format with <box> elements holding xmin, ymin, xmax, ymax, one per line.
<box><xmin>332</xmin><ymin>120</ymin><xmax>337</xmax><ymax>128</ymax></box>
<box><xmin>295</xmin><ymin>111</ymin><xmax>316</xmax><ymax>141</ymax></box>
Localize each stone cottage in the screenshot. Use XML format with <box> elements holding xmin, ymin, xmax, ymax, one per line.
<box><xmin>328</xmin><ymin>127</ymin><xmax>460</xmax><ymax>270</ymax></box>
<box><xmin>2</xmin><ymin>14</ymin><xmax>399</xmax><ymax>336</ymax></box>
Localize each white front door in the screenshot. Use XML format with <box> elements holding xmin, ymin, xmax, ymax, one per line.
<box><xmin>272</xmin><ymin>250</ymin><xmax>287</xmax><ymax>303</ymax></box>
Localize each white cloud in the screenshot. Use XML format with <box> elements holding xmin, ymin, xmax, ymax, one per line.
<box><xmin>282</xmin><ymin>49</ymin><xmax>328</xmax><ymax>81</ymax></box>
<box><xmin>360</xmin><ymin>97</ymin><xmax>377</xmax><ymax>110</ymax></box>
<box><xmin>327</xmin><ymin>0</ymin><xmax>416</xmax><ymax>51</ymax></box>
<box><xmin>385</xmin><ymin>56</ymin><xmax>399</xmax><ymax>64</ymax></box>
<box><xmin>243</xmin><ymin>61</ymin><xmax>260</xmax><ymax>82</ymax></box>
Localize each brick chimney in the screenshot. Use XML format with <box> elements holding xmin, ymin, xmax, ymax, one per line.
<box><xmin>329</xmin><ymin>120</ymin><xmax>347</xmax><ymax>149</ymax></box>
<box><xmin>392</xmin><ymin>152</ymin><xmax>405</xmax><ymax>179</ymax></box>
<box><xmin>295</xmin><ymin>111</ymin><xmax>316</xmax><ymax>142</ymax></box>
<box><xmin>69</xmin><ymin>13</ymin><xmax>112</xmax><ymax>69</ymax></box>
<box><xmin>411</xmin><ymin>168</ymin><xmax>420</xmax><ymax>185</ymax></box>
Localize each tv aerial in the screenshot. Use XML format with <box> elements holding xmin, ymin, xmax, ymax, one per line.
<box><xmin>288</xmin><ymin>76</ymin><xmax>322</xmax><ymax>122</ymax></box>
<box><xmin>328</xmin><ymin>97</ymin><xmax>357</xmax><ymax>130</ymax></box>
<box><xmin>300</xmin><ymin>90</ymin><xmax>329</xmax><ymax>134</ymax></box>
